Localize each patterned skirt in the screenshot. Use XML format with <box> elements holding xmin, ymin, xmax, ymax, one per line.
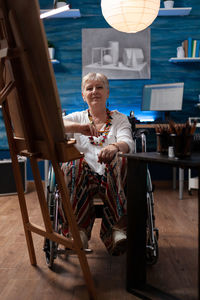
<box><xmin>61</xmin><ymin>154</ymin><xmax>127</xmax><ymax>254</ymax></box>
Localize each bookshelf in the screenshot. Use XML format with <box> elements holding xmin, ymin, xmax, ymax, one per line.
<box><xmin>169</xmin><ymin>57</ymin><xmax>200</xmax><ymax>63</ymax></box>
<box><xmin>158</xmin><ymin>7</ymin><xmax>192</xmax><ymax>16</ymax></box>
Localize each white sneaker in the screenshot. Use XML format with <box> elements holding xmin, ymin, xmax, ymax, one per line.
<box><xmin>65</xmin><ymin>230</ymin><xmax>92</xmax><ymax>255</ymax></box>
<box><xmin>113</xmin><ymin>229</ymin><xmax>126</xmax><ymax>243</ymax></box>
<box><xmin>111</xmin><ymin>229</ymin><xmax>127</xmax><ymax>256</ymax></box>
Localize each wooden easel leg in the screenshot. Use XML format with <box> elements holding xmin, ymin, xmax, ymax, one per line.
<box><xmin>2</xmin><ymin>104</ymin><xmax>37</xmax><ymax>265</ymax></box>
<box><xmin>53</xmin><ymin>164</ymin><xmax>97</xmax><ymax>300</ymax></box>
<box><xmin>75</xmin><ymin>248</ymin><xmax>97</xmax><ymax>300</ymax></box>
<box><xmin>28</xmin><ymin>158</ymin><xmax>97</xmax><ymax>299</ymax></box>
<box><xmin>29</xmin><ymin>157</ymin><xmax>53</xmax><ymax>233</ymax></box>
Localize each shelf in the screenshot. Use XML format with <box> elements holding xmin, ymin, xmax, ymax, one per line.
<box><xmin>40</xmin><ymin>8</ymin><xmax>81</xmax><ymax>19</ymax></box>
<box><xmin>51</xmin><ymin>59</ymin><xmax>60</xmax><ymax>64</ymax></box>
<box><xmin>40</xmin><ymin>7</ymin><xmax>189</xmax><ymax>19</ymax></box>
<box><xmin>169</xmin><ymin>57</ymin><xmax>200</xmax><ymax>63</ymax></box>
<box><xmin>158</xmin><ymin>7</ymin><xmax>192</xmax><ymax>16</ymax></box>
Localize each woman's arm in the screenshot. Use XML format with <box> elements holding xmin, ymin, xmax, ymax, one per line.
<box><xmin>98</xmin><ymin>112</ymin><xmax>134</xmax><ymax>164</ymax></box>
<box><xmin>63</xmin><ymin>119</ymin><xmax>100</xmax><ymax>137</ymax></box>
<box><xmin>113</xmin><ymin>141</ymin><xmax>129</xmax><ymax>153</ymax></box>
<box><xmin>114</xmin><ymin>113</ymin><xmax>135</xmax><ymax>153</ymax></box>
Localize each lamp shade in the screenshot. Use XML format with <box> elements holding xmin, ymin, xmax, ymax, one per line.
<box><xmin>101</xmin><ymin>0</ymin><xmax>160</xmax><ymax>33</ymax></box>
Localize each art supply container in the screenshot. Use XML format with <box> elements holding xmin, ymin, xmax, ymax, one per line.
<box><xmin>156</xmin><ymin>132</ymin><xmax>170</xmax><ymax>154</ymax></box>
<box><xmin>170</xmin><ymin>134</ymin><xmax>193</xmax><ymax>158</ymax></box>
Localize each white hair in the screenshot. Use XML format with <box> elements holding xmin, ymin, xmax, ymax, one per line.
<box><xmin>81</xmin><ymin>72</ymin><xmax>109</xmax><ymax>91</ymax></box>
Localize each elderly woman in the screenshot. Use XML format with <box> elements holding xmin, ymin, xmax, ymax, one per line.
<box><xmin>62</xmin><ymin>72</ymin><xmax>134</xmax><ymax>256</ymax></box>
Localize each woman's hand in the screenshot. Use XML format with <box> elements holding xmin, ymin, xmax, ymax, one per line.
<box><xmin>63</xmin><ymin>120</ymin><xmax>100</xmax><ymax>137</ymax></box>
<box><xmin>98</xmin><ymin>144</ymin><xmax>119</xmax><ymax>164</ymax></box>
<box><xmin>80</xmin><ymin>123</ymin><xmax>100</xmax><ymax>137</ymax></box>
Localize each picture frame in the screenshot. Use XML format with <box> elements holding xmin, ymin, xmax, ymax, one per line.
<box><xmin>82</xmin><ymin>28</ymin><xmax>151</xmax><ymax>80</ymax></box>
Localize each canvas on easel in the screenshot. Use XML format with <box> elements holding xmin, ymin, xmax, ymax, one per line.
<box><xmin>0</xmin><ymin>0</ymin><xmax>96</xmax><ymax>299</ymax></box>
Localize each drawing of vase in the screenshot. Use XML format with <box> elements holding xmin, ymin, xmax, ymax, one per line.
<box><xmin>108</xmin><ymin>41</ymin><xmax>119</xmax><ymax>66</ymax></box>
<box><xmin>123</xmin><ymin>48</ymin><xmax>133</xmax><ymax>67</ymax></box>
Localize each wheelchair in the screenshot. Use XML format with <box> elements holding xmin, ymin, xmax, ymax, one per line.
<box><xmin>43</xmin><ymin>162</ymin><xmax>93</xmax><ymax>268</ymax></box>
<box><xmin>43</xmin><ymin>116</ymin><xmax>159</xmax><ymax>268</ymax></box>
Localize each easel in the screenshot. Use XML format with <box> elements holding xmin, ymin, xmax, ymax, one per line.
<box><xmin>0</xmin><ymin>1</ymin><xmax>96</xmax><ymax>299</ymax></box>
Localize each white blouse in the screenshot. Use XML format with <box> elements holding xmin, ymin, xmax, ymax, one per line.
<box><xmin>63</xmin><ymin>110</ymin><xmax>134</xmax><ymax>175</ymax></box>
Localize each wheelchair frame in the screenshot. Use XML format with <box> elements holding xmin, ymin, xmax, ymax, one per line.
<box><xmin>43</xmin><ymin>128</ymin><xmax>159</xmax><ymax>268</ymax></box>
<box><xmin>132</xmin><ymin>128</ymin><xmax>159</xmax><ymax>265</ymax></box>
<box><xmin>43</xmin><ymin>166</ymin><xmax>63</xmax><ymax>268</ymax></box>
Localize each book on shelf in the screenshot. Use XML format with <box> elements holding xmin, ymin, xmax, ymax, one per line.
<box><xmin>188</xmin><ymin>37</ymin><xmax>192</xmax><ymax>57</ymax></box>
<box><xmin>181</xmin><ymin>38</ymin><xmax>200</xmax><ymax>58</ymax></box>
<box><xmin>182</xmin><ymin>40</ymin><xmax>188</xmax><ymax>57</ymax></box>
<box><xmin>195</xmin><ymin>40</ymin><xmax>200</xmax><ymax>57</ymax></box>
<box><xmin>192</xmin><ymin>40</ymin><xmax>197</xmax><ymax>57</ymax></box>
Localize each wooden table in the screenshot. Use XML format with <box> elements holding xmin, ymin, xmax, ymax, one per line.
<box><xmin>135</xmin><ymin>123</ymin><xmax>159</xmax><ymax>129</ymax></box>
<box><xmin>121</xmin><ymin>152</ymin><xmax>200</xmax><ymax>299</ymax></box>
<box><xmin>135</xmin><ymin>123</ymin><xmax>183</xmax><ymax>129</ymax></box>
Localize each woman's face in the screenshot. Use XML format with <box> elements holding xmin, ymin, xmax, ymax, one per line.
<box><xmin>82</xmin><ymin>80</ymin><xmax>109</xmax><ymax>109</ymax></box>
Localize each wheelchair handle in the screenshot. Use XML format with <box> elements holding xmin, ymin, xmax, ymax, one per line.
<box><xmin>132</xmin><ymin>128</ymin><xmax>149</xmax><ymax>139</ymax></box>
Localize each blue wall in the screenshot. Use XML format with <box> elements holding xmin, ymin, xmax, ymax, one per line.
<box><xmin>0</xmin><ymin>0</ymin><xmax>200</xmax><ymax>180</ymax></box>
<box><xmin>40</xmin><ymin>0</ymin><xmax>200</xmax><ymax>122</ymax></box>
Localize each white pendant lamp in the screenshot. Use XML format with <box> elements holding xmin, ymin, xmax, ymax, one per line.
<box><xmin>101</xmin><ymin>0</ymin><xmax>160</xmax><ymax>33</ymax></box>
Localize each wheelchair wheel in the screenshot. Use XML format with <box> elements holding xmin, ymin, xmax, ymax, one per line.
<box><xmin>146</xmin><ymin>233</ymin><xmax>159</xmax><ymax>265</ymax></box>
<box><xmin>43</xmin><ymin>166</ymin><xmax>59</xmax><ymax>269</ymax></box>
<box><xmin>43</xmin><ymin>238</ymin><xmax>57</xmax><ymax>268</ymax></box>
<box><xmin>146</xmin><ymin>191</ymin><xmax>159</xmax><ymax>265</ymax></box>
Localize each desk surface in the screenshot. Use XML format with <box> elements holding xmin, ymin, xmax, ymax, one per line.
<box><xmin>122</xmin><ymin>152</ymin><xmax>200</xmax><ymax>169</ymax></box>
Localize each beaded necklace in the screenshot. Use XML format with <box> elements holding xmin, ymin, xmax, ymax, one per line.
<box><xmin>88</xmin><ymin>108</ymin><xmax>112</xmax><ymax>146</ymax></box>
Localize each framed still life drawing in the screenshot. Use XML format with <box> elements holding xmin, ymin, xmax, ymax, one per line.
<box><xmin>82</xmin><ymin>28</ymin><xmax>151</xmax><ymax>80</ymax></box>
